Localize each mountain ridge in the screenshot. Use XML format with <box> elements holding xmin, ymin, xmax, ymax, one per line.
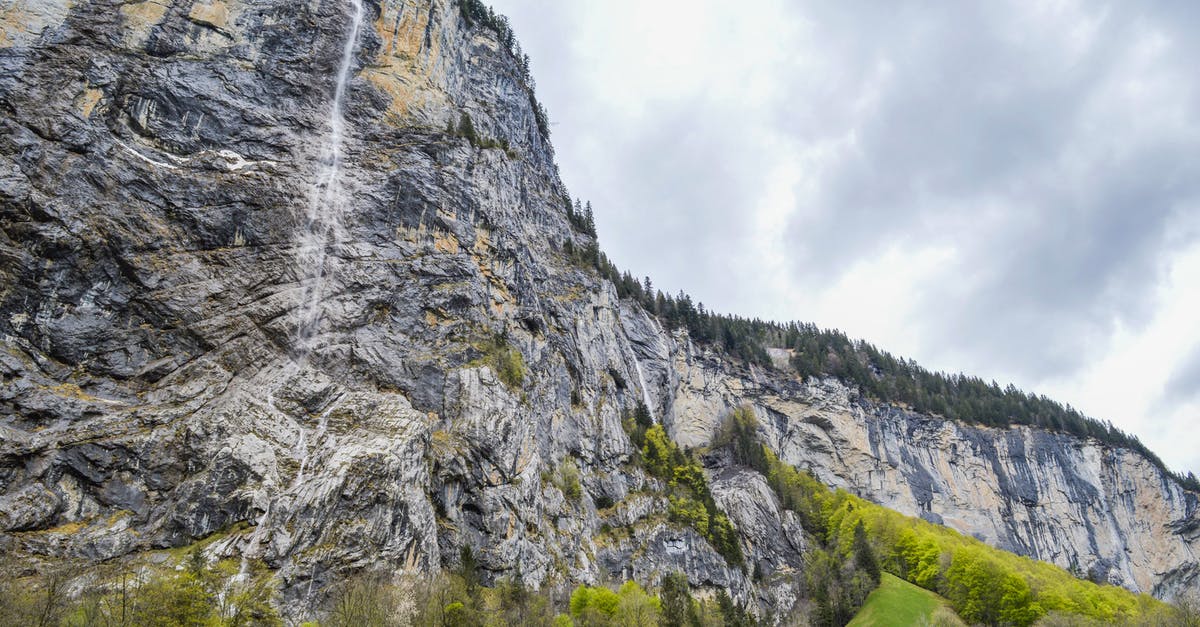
<box><xmin>0</xmin><ymin>0</ymin><xmax>1196</xmax><ymax>620</ymax></box>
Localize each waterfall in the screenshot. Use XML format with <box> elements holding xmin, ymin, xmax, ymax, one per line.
<box><xmin>233</xmin><ymin>0</ymin><xmax>364</xmax><ymax>590</ymax></box>
<box><xmin>294</xmin><ymin>0</ymin><xmax>365</xmax><ymax>357</ymax></box>
<box><xmin>291</xmin><ymin>404</ymin><xmax>336</xmax><ymax>489</ymax></box>
<box><xmin>633</xmin><ymin>358</ymin><xmax>657</xmax><ymax>422</ymax></box>
<box><xmin>236</xmin><ymin>497</ymin><xmax>273</xmax><ymax>581</ymax></box>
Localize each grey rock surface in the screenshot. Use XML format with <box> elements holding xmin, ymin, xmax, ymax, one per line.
<box><xmin>635</xmin><ymin>317</ymin><xmax>1200</xmax><ymax>599</ymax></box>
<box><xmin>0</xmin><ymin>0</ymin><xmax>1195</xmax><ymax>619</ymax></box>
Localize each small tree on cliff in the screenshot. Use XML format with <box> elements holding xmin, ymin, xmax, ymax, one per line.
<box><xmin>457</xmin><ymin>112</ymin><xmax>478</xmax><ymax>145</ymax></box>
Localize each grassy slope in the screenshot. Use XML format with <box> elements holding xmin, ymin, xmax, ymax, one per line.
<box><xmin>848</xmin><ymin>572</ymin><xmax>960</xmax><ymax>627</ymax></box>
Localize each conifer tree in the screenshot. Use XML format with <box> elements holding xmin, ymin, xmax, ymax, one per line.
<box><xmin>853</xmin><ymin>520</ymin><xmax>881</xmax><ymax>584</ymax></box>
<box><xmin>659</xmin><ymin>573</ymin><xmax>693</xmax><ymax>627</ymax></box>
<box><xmin>584</xmin><ymin>201</ymin><xmax>596</xmax><ymax>236</ymax></box>
<box><xmin>458</xmin><ymin>112</ymin><xmax>478</xmax><ymax>145</ymax></box>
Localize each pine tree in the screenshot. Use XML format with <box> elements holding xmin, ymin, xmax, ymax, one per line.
<box><xmin>659</xmin><ymin>573</ymin><xmax>692</xmax><ymax>627</ymax></box>
<box><xmin>853</xmin><ymin>520</ymin><xmax>881</xmax><ymax>584</ymax></box>
<box><xmin>584</xmin><ymin>201</ymin><xmax>596</xmax><ymax>236</ymax></box>
<box><xmin>459</xmin><ymin>546</ymin><xmax>481</xmax><ymax>595</ymax></box>
<box><xmin>458</xmin><ymin>112</ymin><xmax>478</xmax><ymax>145</ymax></box>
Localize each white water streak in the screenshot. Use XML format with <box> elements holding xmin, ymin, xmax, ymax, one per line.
<box><xmin>233</xmin><ymin>0</ymin><xmax>365</xmax><ymax>593</ymax></box>
<box><xmin>291</xmin><ymin>403</ymin><xmax>337</xmax><ymax>490</ymax></box>
<box><xmin>236</xmin><ymin>492</ymin><xmax>272</xmax><ymax>581</ymax></box>
<box><xmin>294</xmin><ymin>0</ymin><xmax>365</xmax><ymax>357</ymax></box>
<box><xmin>633</xmin><ymin>358</ymin><xmax>657</xmax><ymax>421</ymax></box>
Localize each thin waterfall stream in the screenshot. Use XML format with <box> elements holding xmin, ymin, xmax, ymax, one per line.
<box><xmin>633</xmin><ymin>357</ymin><xmax>657</xmax><ymax>422</ymax></box>
<box><xmin>294</xmin><ymin>0</ymin><xmax>365</xmax><ymax>358</ymax></box>
<box><xmin>239</xmin><ymin>0</ymin><xmax>365</xmax><ymax>585</ymax></box>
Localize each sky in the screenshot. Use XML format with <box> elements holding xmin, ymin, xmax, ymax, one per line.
<box><xmin>489</xmin><ymin>0</ymin><xmax>1200</xmax><ymax>476</ymax></box>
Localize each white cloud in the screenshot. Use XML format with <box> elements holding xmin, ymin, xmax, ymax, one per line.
<box><xmin>492</xmin><ymin>0</ymin><xmax>1200</xmax><ymax>474</ymax></box>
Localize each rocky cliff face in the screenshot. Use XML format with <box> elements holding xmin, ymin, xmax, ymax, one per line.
<box><xmin>622</xmin><ymin>311</ymin><xmax>1200</xmax><ymax>599</ymax></box>
<box><xmin>0</xmin><ymin>0</ymin><xmax>1195</xmax><ymax>618</ymax></box>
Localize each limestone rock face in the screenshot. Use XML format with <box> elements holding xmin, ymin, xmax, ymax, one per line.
<box><xmin>0</xmin><ymin>0</ymin><xmax>1195</xmax><ymax>618</ymax></box>
<box><xmin>626</xmin><ymin>309</ymin><xmax>1200</xmax><ymax>599</ymax></box>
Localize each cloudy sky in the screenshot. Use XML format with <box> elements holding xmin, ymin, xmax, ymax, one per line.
<box><xmin>489</xmin><ymin>0</ymin><xmax>1200</xmax><ymax>476</ymax></box>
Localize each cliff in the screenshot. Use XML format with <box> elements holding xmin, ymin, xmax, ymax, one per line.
<box><xmin>623</xmin><ymin>309</ymin><xmax>1199</xmax><ymax>599</ymax></box>
<box><xmin>0</xmin><ymin>0</ymin><xmax>1195</xmax><ymax>618</ymax></box>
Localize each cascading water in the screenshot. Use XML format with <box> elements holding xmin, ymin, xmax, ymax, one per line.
<box><xmin>633</xmin><ymin>358</ymin><xmax>657</xmax><ymax>422</ymax></box>
<box><xmin>236</xmin><ymin>0</ymin><xmax>365</xmax><ymax>586</ymax></box>
<box><xmin>294</xmin><ymin>0</ymin><xmax>365</xmax><ymax>358</ymax></box>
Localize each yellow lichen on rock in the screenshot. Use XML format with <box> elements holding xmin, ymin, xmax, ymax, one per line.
<box><xmin>432</xmin><ymin>231</ymin><xmax>459</xmax><ymax>253</ymax></box>
<box><xmin>119</xmin><ymin>0</ymin><xmax>169</xmax><ymax>48</ymax></box>
<box><xmin>472</xmin><ymin>228</ymin><xmax>493</xmax><ymax>257</ymax></box>
<box><xmin>76</xmin><ymin>86</ymin><xmax>102</xmax><ymax>118</ymax></box>
<box><xmin>1</xmin><ymin>0</ymin><xmax>72</xmax><ymax>48</ymax></box>
<box><xmin>375</xmin><ymin>0</ymin><xmax>430</xmax><ymax>61</ymax></box>
<box><xmin>365</xmin><ymin>0</ymin><xmax>450</xmax><ymax>124</ymax></box>
<box><xmin>188</xmin><ymin>0</ymin><xmax>229</xmax><ymax>31</ymax></box>
<box><xmin>0</xmin><ymin>7</ymin><xmax>18</xmax><ymax>48</ymax></box>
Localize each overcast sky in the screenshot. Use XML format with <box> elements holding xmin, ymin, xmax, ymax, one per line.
<box><xmin>489</xmin><ymin>0</ymin><xmax>1200</xmax><ymax>476</ymax></box>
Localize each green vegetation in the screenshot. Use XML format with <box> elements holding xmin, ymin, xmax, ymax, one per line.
<box><xmin>320</xmin><ymin>567</ymin><xmax>752</xmax><ymax>627</ymax></box>
<box><xmin>623</xmin><ymin>403</ymin><xmax>743</xmax><ymax>566</ymax></box>
<box><xmin>566</xmin><ymin>198</ymin><xmax>598</xmax><ymax>237</ymax></box>
<box><xmin>848</xmin><ymin>572</ymin><xmax>963</xmax><ymax>627</ymax></box>
<box><xmin>643</xmin><ymin>573</ymin><xmax>754</xmax><ymax>627</ymax></box>
<box><xmin>447</xmin><ymin>111</ymin><xmax>513</xmax><ymax>153</ymax></box>
<box><xmin>714</xmin><ymin>407</ymin><xmax>880</xmax><ymax>625</ymax></box>
<box><xmin>350</xmin><ymin>551</ymin><xmax>563</xmax><ymax>626</ymax></box>
<box><xmin>0</xmin><ymin>549</ymin><xmax>280</xmax><ymax>627</ymax></box>
<box><xmin>560</xmin><ymin>198</ymin><xmax>599</xmax><ymax>268</ymax></box>
<box><xmin>474</xmin><ymin>333</ymin><xmax>525</xmax><ymax>390</ymax></box>
<box><xmin>716</xmin><ymin>406</ymin><xmax>1183</xmax><ymax>627</ymax></box>
<box><xmin>455</xmin><ymin>0</ymin><xmax>550</xmax><ymax>139</ymax></box>
<box><xmin>549</xmin><ymin>457</ymin><xmax>583</xmax><ymax>503</ymax></box>
<box><xmin>569</xmin><ymin>580</ymin><xmax>661</xmax><ymax>626</ymax></box>
<box><xmin>597</xmin><ymin>260</ymin><xmax>771</xmax><ymax>367</ymax></box>
<box><xmin>562</xmin><ymin>237</ymin><xmax>601</xmax><ymax>270</ymax></box>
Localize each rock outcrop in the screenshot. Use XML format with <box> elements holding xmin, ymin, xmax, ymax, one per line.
<box><xmin>621</xmin><ymin>308</ymin><xmax>1199</xmax><ymax>598</ymax></box>
<box><xmin>0</xmin><ymin>0</ymin><xmax>1195</xmax><ymax>619</ymax></box>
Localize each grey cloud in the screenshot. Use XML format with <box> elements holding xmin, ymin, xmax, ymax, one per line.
<box><xmin>573</xmin><ymin>99</ymin><xmax>778</xmax><ymax>307</ymax></box>
<box><xmin>492</xmin><ymin>0</ymin><xmax>1200</xmax><ymax>472</ymax></box>
<box><xmin>493</xmin><ymin>1</ymin><xmax>780</xmax><ymax>306</ymax></box>
<box><xmin>777</xmin><ymin>2</ymin><xmax>1200</xmax><ymax>379</ymax></box>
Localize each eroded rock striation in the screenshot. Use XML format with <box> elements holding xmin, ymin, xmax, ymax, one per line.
<box><xmin>0</xmin><ymin>0</ymin><xmax>1195</xmax><ymax>616</ymax></box>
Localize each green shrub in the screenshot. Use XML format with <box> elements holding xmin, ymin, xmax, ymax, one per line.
<box><xmin>637</xmin><ymin>424</ymin><xmax>743</xmax><ymax>566</ymax></box>
<box><xmin>568</xmin><ymin>581</ymin><xmax>661</xmax><ymax>627</ymax></box>
<box><xmin>44</xmin><ymin>552</ymin><xmax>281</xmax><ymax>627</ymax></box>
<box><xmin>668</xmin><ymin>496</ymin><xmax>710</xmax><ymax>536</ymax></box>
<box><xmin>556</xmin><ymin>459</ymin><xmax>583</xmax><ymax>503</ymax></box>
<box><xmin>493</xmin><ymin>345</ymin><xmax>525</xmax><ymax>390</ymax></box>
<box><xmin>443</xmin><ymin>601</ymin><xmax>468</xmax><ymax>625</ymax></box>
<box><xmin>641</xmin><ymin>425</ymin><xmax>676</xmax><ymax>478</ymax></box>
<box><xmin>475</xmin><ymin>333</ymin><xmax>525</xmax><ymax>391</ymax></box>
<box><xmin>457</xmin><ymin>112</ymin><xmax>477</xmax><ymax>145</ymax></box>
<box><xmin>616</xmin><ymin>581</ymin><xmax>662</xmax><ymax>626</ymax></box>
<box><xmin>446</xmin><ymin>111</ymin><xmax>512</xmax><ymax>153</ymax></box>
<box><xmin>325</xmin><ymin>572</ymin><xmax>395</xmax><ymax>627</ymax></box>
